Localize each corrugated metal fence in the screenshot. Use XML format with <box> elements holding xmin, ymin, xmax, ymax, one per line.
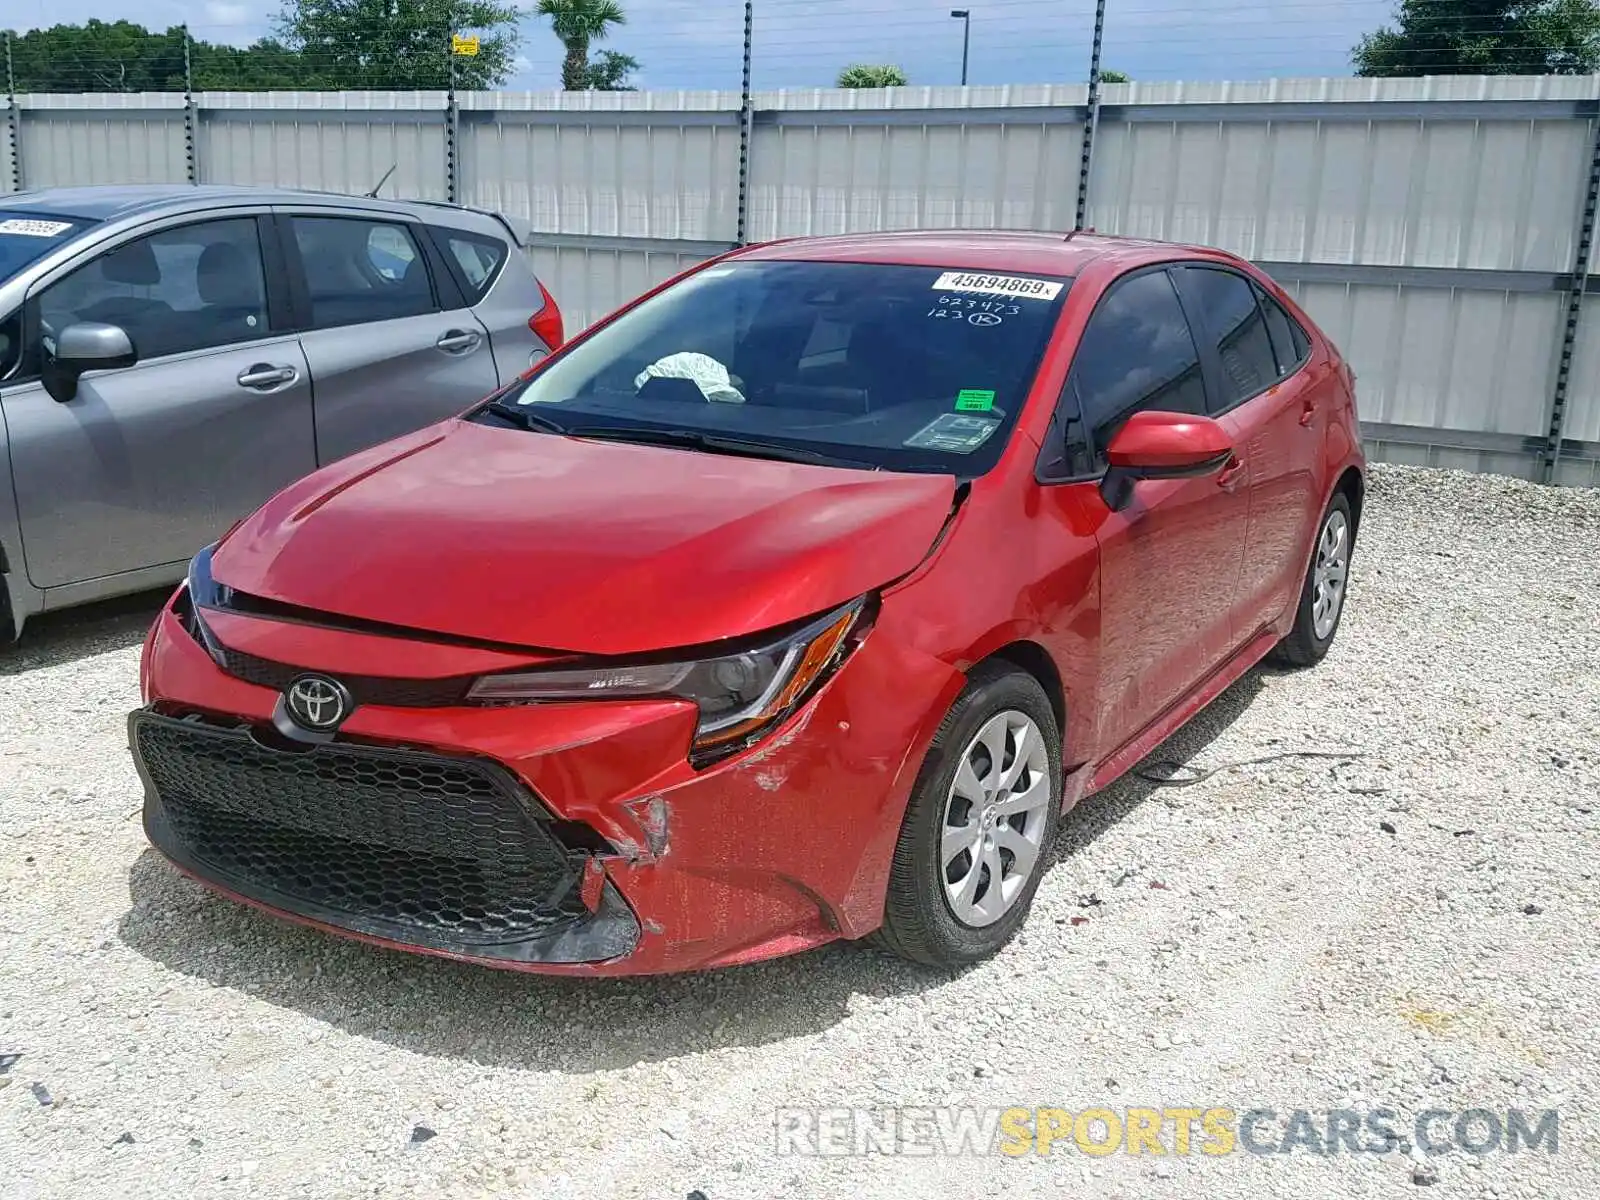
<box><xmin>4</xmin><ymin>76</ymin><xmax>1599</xmax><ymax>485</ymax></box>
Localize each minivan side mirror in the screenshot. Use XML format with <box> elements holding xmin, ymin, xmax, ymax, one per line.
<box><xmin>1099</xmin><ymin>410</ymin><xmax>1234</xmax><ymax>511</ymax></box>
<box><xmin>42</xmin><ymin>322</ymin><xmax>138</xmax><ymax>403</ymax></box>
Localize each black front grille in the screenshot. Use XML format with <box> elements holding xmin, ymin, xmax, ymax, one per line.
<box><xmin>212</xmin><ymin>644</ymin><xmax>473</xmax><ymax>708</ymax></box>
<box><xmin>133</xmin><ymin>713</ymin><xmax>587</xmax><ymax>945</ymax></box>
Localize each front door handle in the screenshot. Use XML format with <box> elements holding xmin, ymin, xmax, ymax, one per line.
<box><xmin>435</xmin><ymin>329</ymin><xmax>481</xmax><ymax>354</ymax></box>
<box><xmin>237</xmin><ymin>363</ymin><xmax>299</xmax><ymax>390</ymax></box>
<box><xmin>1217</xmin><ymin>455</ymin><xmax>1246</xmax><ymax>491</ymax></box>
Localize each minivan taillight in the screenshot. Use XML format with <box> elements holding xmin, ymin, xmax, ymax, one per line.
<box><xmin>529</xmin><ymin>281</ymin><xmax>564</xmax><ymax>351</ymax></box>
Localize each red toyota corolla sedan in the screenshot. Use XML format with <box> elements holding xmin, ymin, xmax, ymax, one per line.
<box><xmin>130</xmin><ymin>231</ymin><xmax>1364</xmax><ymax>974</ymax></box>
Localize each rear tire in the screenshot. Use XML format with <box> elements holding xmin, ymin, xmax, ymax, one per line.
<box><xmin>873</xmin><ymin>663</ymin><xmax>1062</xmax><ymax>966</ymax></box>
<box><xmin>1268</xmin><ymin>491</ymin><xmax>1354</xmax><ymax>668</ymax></box>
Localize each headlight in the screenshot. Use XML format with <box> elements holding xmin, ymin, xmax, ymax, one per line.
<box><xmin>186</xmin><ymin>543</ymin><xmax>233</xmax><ymax>610</ymax></box>
<box><xmin>177</xmin><ymin>545</ymin><xmax>232</xmax><ymax>663</ymax></box>
<box><xmin>466</xmin><ymin>599</ymin><xmax>870</xmax><ymax>765</ymax></box>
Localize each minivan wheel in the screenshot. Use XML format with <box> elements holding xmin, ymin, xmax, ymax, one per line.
<box><xmin>1268</xmin><ymin>491</ymin><xmax>1354</xmax><ymax>669</ymax></box>
<box><xmin>873</xmin><ymin>664</ymin><xmax>1062</xmax><ymax>966</ymax></box>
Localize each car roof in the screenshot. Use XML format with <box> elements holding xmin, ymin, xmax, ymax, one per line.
<box><xmin>731</xmin><ymin>229</ymin><xmax>1208</xmax><ymax>276</ymax></box>
<box><xmin>0</xmin><ymin>183</ymin><xmax>487</xmax><ymax>226</ymax></box>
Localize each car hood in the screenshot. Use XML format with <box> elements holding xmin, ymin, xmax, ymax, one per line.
<box><xmin>212</xmin><ymin>419</ymin><xmax>957</xmax><ymax>656</ymax></box>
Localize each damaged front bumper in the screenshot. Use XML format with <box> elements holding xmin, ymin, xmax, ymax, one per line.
<box><xmin>130</xmin><ymin>707</ymin><xmax>641</xmax><ymax>966</ymax></box>
<box><xmin>134</xmin><ymin>599</ymin><xmax>964</xmax><ymax>975</ymax></box>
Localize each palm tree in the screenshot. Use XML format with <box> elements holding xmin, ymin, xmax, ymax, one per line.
<box><xmin>537</xmin><ymin>0</ymin><xmax>627</xmax><ymax>91</ymax></box>
<box><xmin>836</xmin><ymin>64</ymin><xmax>908</xmax><ymax>88</ymax></box>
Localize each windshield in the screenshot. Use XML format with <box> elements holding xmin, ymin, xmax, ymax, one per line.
<box><xmin>0</xmin><ymin>212</ymin><xmax>95</xmax><ymax>282</ymax></box>
<box><xmin>486</xmin><ymin>259</ymin><xmax>1072</xmax><ymax>475</ymax></box>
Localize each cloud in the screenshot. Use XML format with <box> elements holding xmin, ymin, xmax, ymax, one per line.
<box><xmin>204</xmin><ymin>0</ymin><xmax>251</xmax><ymax>23</ymax></box>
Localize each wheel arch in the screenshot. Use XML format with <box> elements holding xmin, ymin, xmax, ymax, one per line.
<box><xmin>0</xmin><ymin>539</ymin><xmax>14</xmax><ymax>643</ymax></box>
<box><xmin>974</xmin><ymin>639</ymin><xmax>1066</xmax><ymax>740</ymax></box>
<box><xmin>1333</xmin><ymin>465</ymin><xmax>1365</xmax><ymax>536</ymax></box>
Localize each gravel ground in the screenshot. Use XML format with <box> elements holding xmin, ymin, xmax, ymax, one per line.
<box><xmin>1</xmin><ymin>463</ymin><xmax>1597</xmax><ymax>1200</ymax></box>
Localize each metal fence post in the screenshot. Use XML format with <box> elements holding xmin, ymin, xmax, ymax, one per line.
<box><xmin>4</xmin><ymin>31</ymin><xmax>21</xmax><ymax>193</ymax></box>
<box><xmin>1543</xmin><ymin>100</ymin><xmax>1600</xmax><ymax>484</ymax></box>
<box><xmin>445</xmin><ymin>35</ymin><xmax>460</xmax><ymax>205</ymax></box>
<box><xmin>181</xmin><ymin>25</ymin><xmax>198</xmax><ymax>185</ymax></box>
<box><xmin>735</xmin><ymin>0</ymin><xmax>754</xmax><ymax>245</ymax></box>
<box><xmin>1073</xmin><ymin>0</ymin><xmax>1107</xmax><ymax>231</ymax></box>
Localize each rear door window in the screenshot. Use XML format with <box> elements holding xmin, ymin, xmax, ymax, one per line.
<box><xmin>1254</xmin><ymin>282</ymin><xmax>1312</xmax><ymax>376</ymax></box>
<box><xmin>1178</xmin><ymin>265</ymin><xmax>1279</xmax><ymax>410</ymax></box>
<box><xmin>288</xmin><ymin>216</ymin><xmax>437</xmax><ymax>329</ymax></box>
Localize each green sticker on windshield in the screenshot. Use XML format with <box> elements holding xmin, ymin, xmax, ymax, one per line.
<box><xmin>955</xmin><ymin>388</ymin><xmax>996</xmax><ymax>412</ymax></box>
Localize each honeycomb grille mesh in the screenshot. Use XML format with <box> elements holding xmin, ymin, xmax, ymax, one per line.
<box><xmin>135</xmin><ymin>715</ymin><xmax>584</xmax><ymax>942</ymax></box>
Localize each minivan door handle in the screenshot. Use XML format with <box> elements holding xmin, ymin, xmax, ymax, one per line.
<box><xmin>435</xmin><ymin>329</ymin><xmax>481</xmax><ymax>354</ymax></box>
<box><xmin>236</xmin><ymin>363</ymin><xmax>299</xmax><ymax>390</ymax></box>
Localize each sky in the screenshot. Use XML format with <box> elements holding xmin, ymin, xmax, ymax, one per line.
<box><xmin>10</xmin><ymin>0</ymin><xmax>1403</xmax><ymax>91</ymax></box>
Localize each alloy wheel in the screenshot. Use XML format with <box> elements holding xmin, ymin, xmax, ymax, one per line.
<box><xmin>1311</xmin><ymin>508</ymin><xmax>1350</xmax><ymax>640</ymax></box>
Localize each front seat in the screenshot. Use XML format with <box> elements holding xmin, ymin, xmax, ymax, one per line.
<box><xmin>195</xmin><ymin>241</ymin><xmax>263</xmax><ymax>347</ymax></box>
<box><xmin>75</xmin><ymin>239</ymin><xmax>176</xmax><ymax>358</ymax></box>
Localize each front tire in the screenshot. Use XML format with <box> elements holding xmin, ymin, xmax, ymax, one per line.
<box><xmin>874</xmin><ymin>663</ymin><xmax>1062</xmax><ymax>966</ymax></box>
<box><xmin>1268</xmin><ymin>491</ymin><xmax>1354</xmax><ymax>668</ymax></box>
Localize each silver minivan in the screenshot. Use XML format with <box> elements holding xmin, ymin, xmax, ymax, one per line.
<box><xmin>0</xmin><ymin>185</ymin><xmax>564</xmax><ymax>640</ymax></box>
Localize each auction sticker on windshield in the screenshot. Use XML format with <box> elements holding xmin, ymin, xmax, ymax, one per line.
<box><xmin>904</xmin><ymin>412</ymin><xmax>1001</xmax><ymax>453</ymax></box>
<box><xmin>932</xmin><ymin>272</ymin><xmax>1062</xmax><ymax>301</ymax></box>
<box><xmin>0</xmin><ymin>219</ymin><xmax>75</xmax><ymax>238</ymax></box>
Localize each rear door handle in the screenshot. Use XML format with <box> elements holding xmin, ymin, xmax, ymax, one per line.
<box><xmin>1299</xmin><ymin>396</ymin><xmax>1318</xmax><ymax>426</ymax></box>
<box><xmin>435</xmin><ymin>329</ymin><xmax>481</xmax><ymax>353</ymax></box>
<box><xmin>236</xmin><ymin>363</ymin><xmax>299</xmax><ymax>390</ymax></box>
<box><xmin>1217</xmin><ymin>456</ymin><xmax>1246</xmax><ymax>491</ymax></box>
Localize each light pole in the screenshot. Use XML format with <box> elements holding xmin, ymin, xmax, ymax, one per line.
<box><xmin>950</xmin><ymin>9</ymin><xmax>970</xmax><ymax>86</ymax></box>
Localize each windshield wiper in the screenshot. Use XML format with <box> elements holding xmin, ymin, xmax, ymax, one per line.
<box><xmin>564</xmin><ymin>425</ymin><xmax>877</xmax><ymax>470</ymax></box>
<box><xmin>484</xmin><ymin>399</ymin><xmax>569</xmax><ymax>435</ymax></box>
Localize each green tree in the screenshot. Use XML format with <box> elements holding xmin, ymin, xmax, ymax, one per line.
<box><xmin>836</xmin><ymin>64</ymin><xmax>908</xmax><ymax>87</ymax></box>
<box><xmin>275</xmin><ymin>0</ymin><xmax>522</xmax><ymax>89</ymax></box>
<box><xmin>584</xmin><ymin>49</ymin><xmax>639</xmax><ymax>90</ymax></box>
<box><xmin>1354</xmin><ymin>0</ymin><xmax>1600</xmax><ymax>75</ymax></box>
<box><xmin>4</xmin><ymin>20</ymin><xmax>315</xmax><ymax>91</ymax></box>
<box><xmin>9</xmin><ymin>21</ymin><xmax>186</xmax><ymax>91</ymax></box>
<box><xmin>1099</xmin><ymin>68</ymin><xmax>1130</xmax><ymax>83</ymax></box>
<box><xmin>190</xmin><ymin>39</ymin><xmax>318</xmax><ymax>91</ymax></box>
<box><xmin>536</xmin><ymin>0</ymin><xmax>627</xmax><ymax>91</ymax></box>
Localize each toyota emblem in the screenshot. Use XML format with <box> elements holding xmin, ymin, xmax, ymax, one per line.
<box><xmin>284</xmin><ymin>675</ymin><xmax>352</xmax><ymax>731</ymax></box>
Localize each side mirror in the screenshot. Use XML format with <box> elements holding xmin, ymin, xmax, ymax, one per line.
<box><xmin>42</xmin><ymin>321</ymin><xmax>137</xmax><ymax>403</ymax></box>
<box><xmin>1100</xmin><ymin>410</ymin><xmax>1234</xmax><ymax>511</ymax></box>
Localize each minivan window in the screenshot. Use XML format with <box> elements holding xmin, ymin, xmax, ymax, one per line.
<box><xmin>1180</xmin><ymin>266</ymin><xmax>1279</xmax><ymax>409</ymax></box>
<box><xmin>439</xmin><ymin>229</ymin><xmax>507</xmax><ymax>300</ymax></box>
<box><xmin>33</xmin><ymin>217</ymin><xmax>268</xmax><ymax>361</ymax></box>
<box><xmin>0</xmin><ymin>212</ymin><xmax>95</xmax><ymax>282</ymax></box>
<box><xmin>290</xmin><ymin>217</ymin><xmax>436</xmax><ymax>329</ymax></box>
<box><xmin>0</xmin><ymin>308</ymin><xmax>20</xmax><ymax>378</ymax></box>
<box><xmin>1069</xmin><ymin>269</ymin><xmax>1207</xmax><ymax>467</ymax></box>
<box><xmin>490</xmin><ymin>260</ymin><xmax>1072</xmax><ymax>476</ymax></box>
